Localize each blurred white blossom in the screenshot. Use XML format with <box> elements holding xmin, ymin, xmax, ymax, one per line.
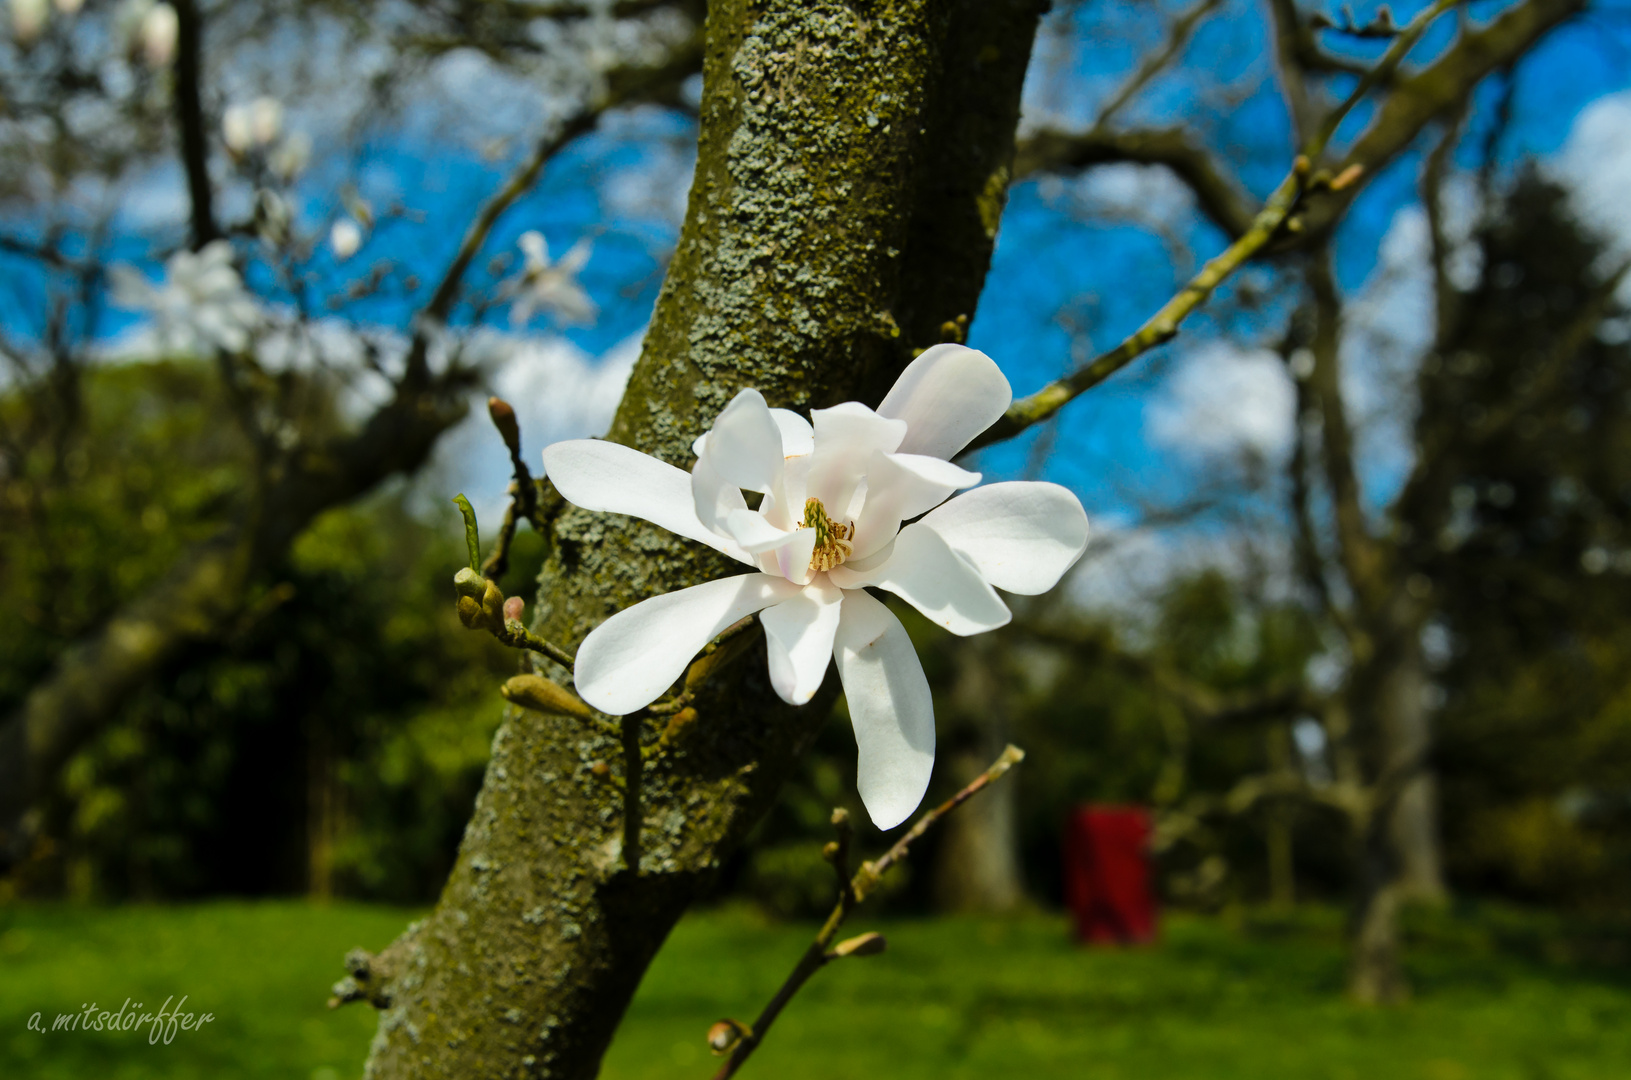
<box><xmin>222</xmin><ymin>104</ymin><xmax>253</xmax><ymax>154</ymax></box>
<box><xmin>139</xmin><ymin>2</ymin><xmax>177</xmax><ymax>67</ymax></box>
<box><xmin>330</xmin><ymin>219</ymin><xmax>362</xmax><ymax>260</ymax></box>
<box><xmin>510</xmin><ymin>230</ymin><xmax>596</xmax><ymax>327</ymax></box>
<box><xmin>249</xmin><ymin>96</ymin><xmax>282</xmax><ymax>145</ymax></box>
<box><xmin>269</xmin><ymin>130</ymin><xmax>311</xmax><ymax>181</ymax></box>
<box><xmin>52</xmin><ymin>0</ymin><xmax>82</xmax><ymax>13</ymax></box>
<box><xmin>110</xmin><ymin>240</ymin><xmax>262</xmax><ymax>355</ymax></box>
<box><xmin>11</xmin><ymin>0</ymin><xmax>47</xmax><ymax>43</ymax></box>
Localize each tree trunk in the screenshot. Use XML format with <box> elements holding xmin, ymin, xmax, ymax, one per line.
<box><xmin>932</xmin><ymin>640</ymin><xmax>1023</xmax><ymax>913</ymax></box>
<box><xmin>1376</xmin><ymin>627</ymin><xmax>1447</xmax><ymax>903</ymax></box>
<box><xmin>355</xmin><ymin>3</ymin><xmax>1046</xmax><ymax>1077</ymax></box>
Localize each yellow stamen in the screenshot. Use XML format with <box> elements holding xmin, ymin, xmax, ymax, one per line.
<box><xmin>803</xmin><ymin>497</ymin><xmax>853</xmax><ymax>574</ymax></box>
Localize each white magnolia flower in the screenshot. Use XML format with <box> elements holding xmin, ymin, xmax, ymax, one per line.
<box><xmin>269</xmin><ymin>130</ymin><xmax>312</xmax><ymax>181</ymax></box>
<box><xmin>330</xmin><ymin>218</ymin><xmax>363</xmax><ymax>260</ymax></box>
<box><xmin>12</xmin><ymin>0</ymin><xmax>47</xmax><ymax>43</ymax></box>
<box><xmin>510</xmin><ymin>230</ymin><xmax>596</xmax><ymax>327</ymax></box>
<box><xmin>222</xmin><ymin>104</ymin><xmax>254</xmax><ymax>154</ymax></box>
<box><xmin>541</xmin><ymin>345</ymin><xmax>1089</xmax><ymax>828</ymax></box>
<box><xmin>139</xmin><ymin>2</ymin><xmax>177</xmax><ymax>67</ymax></box>
<box><xmin>110</xmin><ymin>239</ymin><xmax>262</xmax><ymax>355</ymax></box>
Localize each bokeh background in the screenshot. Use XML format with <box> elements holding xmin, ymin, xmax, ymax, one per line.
<box><xmin>4</xmin><ymin>0</ymin><xmax>1631</xmax><ymax>1076</ymax></box>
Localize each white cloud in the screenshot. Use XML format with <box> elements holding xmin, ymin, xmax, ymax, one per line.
<box><xmin>1554</xmin><ymin>89</ymin><xmax>1631</xmax><ymax>285</ymax></box>
<box><xmin>427</xmin><ymin>328</ymin><xmax>641</xmax><ymax>523</ymax></box>
<box><xmin>1145</xmin><ymin>340</ymin><xmax>1294</xmax><ymax>462</ymax></box>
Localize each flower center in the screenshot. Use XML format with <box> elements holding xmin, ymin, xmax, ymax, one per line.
<box><xmin>803</xmin><ymin>497</ymin><xmax>853</xmax><ymax>573</ymax></box>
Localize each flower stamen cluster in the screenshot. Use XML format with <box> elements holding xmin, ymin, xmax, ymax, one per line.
<box><xmin>803</xmin><ymin>498</ymin><xmax>853</xmax><ymax>573</ymax></box>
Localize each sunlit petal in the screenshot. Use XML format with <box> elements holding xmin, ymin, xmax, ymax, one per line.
<box><xmin>705</xmin><ymin>388</ymin><xmax>786</xmax><ymax>494</ymax></box>
<box><xmin>849</xmin><ymin>451</ymin><xmax>980</xmax><ymax>559</ymax></box>
<box><xmin>691</xmin><ymin>451</ymin><xmax>749</xmax><ymax>536</ymax></box>
<box><xmin>876</xmin><ymin>343</ymin><xmax>1012</xmax><ymax>460</ymax></box>
<box><xmin>575</xmin><ymin>573</ymin><xmax>802</xmax><ymax>715</ymax></box>
<box><xmin>761</xmin><ymin>577</ymin><xmax>843</xmax><ymax>705</ymax></box>
<box><xmin>543</xmin><ymin>439</ymin><xmax>753</xmax><ymax>564</ymax></box>
<box><xmin>833</xmin><ymin>589</ymin><xmax>935</xmax><ymax>830</ymax></box>
<box><xmin>842</xmin><ymin>522</ymin><xmax>1011</xmax><ymax>636</ymax></box>
<box><xmin>806</xmin><ymin>402</ymin><xmax>907</xmax><ymax>516</ymax></box>
<box><xmin>920</xmin><ymin>481</ymin><xmax>1089</xmax><ymax>594</ymax></box>
<box><xmin>770</xmin><ymin>407</ymin><xmax>815</xmax><ymax>458</ymax></box>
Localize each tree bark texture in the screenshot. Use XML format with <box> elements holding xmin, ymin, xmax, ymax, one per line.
<box><xmin>357</xmin><ymin>2</ymin><xmax>1046</xmax><ymax>1077</ymax></box>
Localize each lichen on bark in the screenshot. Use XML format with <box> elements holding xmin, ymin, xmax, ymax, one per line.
<box><xmin>358</xmin><ymin>2</ymin><xmax>1046</xmax><ymax>1077</ymax></box>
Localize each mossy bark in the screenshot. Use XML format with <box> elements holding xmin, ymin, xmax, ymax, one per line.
<box><xmin>358</xmin><ymin>2</ymin><xmax>1045</xmax><ymax>1077</ymax></box>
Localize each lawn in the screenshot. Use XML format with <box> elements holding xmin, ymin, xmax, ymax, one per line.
<box><xmin>2</xmin><ymin>900</ymin><xmax>1627</xmax><ymax>1079</ymax></box>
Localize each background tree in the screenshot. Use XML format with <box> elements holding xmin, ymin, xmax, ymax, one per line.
<box><xmin>0</xmin><ymin>0</ymin><xmax>1616</xmax><ymax>1073</ymax></box>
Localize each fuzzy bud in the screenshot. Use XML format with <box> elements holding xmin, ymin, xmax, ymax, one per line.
<box><xmin>501</xmin><ymin>674</ymin><xmax>594</xmax><ymax>719</ymax></box>
<box><xmin>488</xmin><ymin>397</ymin><xmax>522</xmax><ymax>456</ymax></box>
<box><xmin>831</xmin><ymin>932</ymin><xmax>887</xmax><ymax>958</ymax></box>
<box><xmin>707</xmin><ymin>1018</ymin><xmax>750</xmax><ymax>1056</ymax></box>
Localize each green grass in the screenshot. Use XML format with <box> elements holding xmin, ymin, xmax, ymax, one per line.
<box><xmin>2</xmin><ymin>901</ymin><xmax>1627</xmax><ymax>1080</ymax></box>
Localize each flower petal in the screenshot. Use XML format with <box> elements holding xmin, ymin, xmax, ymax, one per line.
<box><xmin>725</xmin><ymin>509</ymin><xmax>795</xmax><ymax>553</ymax></box>
<box><xmin>768</xmin><ymin>526</ymin><xmax>818</xmax><ymax>586</ymax></box>
<box><xmin>761</xmin><ymin>577</ymin><xmax>843</xmax><ymax>705</ymax></box>
<box><xmin>691</xmin><ymin>452</ymin><xmax>750</xmax><ymax>536</ymax></box>
<box><xmin>833</xmin><ymin>589</ymin><xmax>935</xmax><ymax>830</ymax></box>
<box><xmin>770</xmin><ymin>408</ymin><xmax>815</xmax><ymax>458</ymax></box>
<box><xmin>835</xmin><ymin>522</ymin><xmax>1011</xmax><ymax>636</ymax></box>
<box><xmin>543</xmin><ymin>439</ymin><xmax>752</xmax><ymax>564</ymax></box>
<box><xmin>575</xmin><ymin>573</ymin><xmax>802</xmax><ymax>715</ymax></box>
<box><xmin>806</xmin><ymin>402</ymin><xmax>907</xmax><ymax>518</ymax></box>
<box><xmin>704</xmin><ymin>388</ymin><xmax>785</xmax><ymax>494</ymax></box>
<box><xmin>919</xmin><ymin>481</ymin><xmax>1089</xmax><ymax>594</ymax></box>
<box><xmin>849</xmin><ymin>451</ymin><xmax>981</xmax><ymax>559</ymax></box>
<box><xmin>876</xmin><ymin>343</ymin><xmax>1012</xmax><ymax>460</ymax></box>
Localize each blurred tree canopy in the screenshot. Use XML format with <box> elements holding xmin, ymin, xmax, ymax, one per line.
<box><xmin>2</xmin><ymin>0</ymin><xmax>1629</xmax><ymax>1071</ymax></box>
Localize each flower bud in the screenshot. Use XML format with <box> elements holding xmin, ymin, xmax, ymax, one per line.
<box><xmin>488</xmin><ymin>397</ymin><xmax>521</xmax><ymax>455</ymax></box>
<box><xmin>501</xmin><ymin>674</ymin><xmax>594</xmax><ymax>719</ymax></box>
<box><xmin>502</xmin><ymin>596</ymin><xmax>524</xmax><ymax>623</ymax></box>
<box><xmin>453</xmin><ymin>567</ymin><xmax>486</xmax><ymax>600</ymax></box>
<box><xmin>831</xmin><ymin>931</ymin><xmax>886</xmax><ymax>958</ymax></box>
<box><xmin>707</xmin><ymin>1018</ymin><xmax>750</xmax><ymax>1056</ymax></box>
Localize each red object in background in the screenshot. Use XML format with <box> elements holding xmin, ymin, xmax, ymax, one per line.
<box><xmin>1064</xmin><ymin>805</ymin><xmax>1157</xmax><ymax>944</ymax></box>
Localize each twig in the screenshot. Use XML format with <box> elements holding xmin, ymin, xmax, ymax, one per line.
<box><xmin>1094</xmin><ymin>0</ymin><xmax>1225</xmax><ymax>131</ymax></box>
<box><xmin>451</xmin><ymin>496</ymin><xmax>578</xmax><ymax>667</ymax></box>
<box><xmin>709</xmin><ymin>745</ymin><xmax>1026</xmax><ymax>1080</ymax></box>
<box><xmin>480</xmin><ymin>396</ymin><xmax>543</xmax><ymax>582</ymax></box>
<box><xmin>972</xmin><ymin>0</ymin><xmax>1461</xmax><ymax>452</ymax></box>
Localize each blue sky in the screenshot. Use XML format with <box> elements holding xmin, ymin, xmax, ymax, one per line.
<box><xmin>7</xmin><ymin>1</ymin><xmax>1631</xmax><ymax>547</ymax></box>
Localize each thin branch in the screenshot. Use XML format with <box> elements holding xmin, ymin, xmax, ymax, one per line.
<box><xmin>1093</xmin><ymin>0</ymin><xmax>1226</xmax><ymax>131</ymax></box>
<box><xmin>1421</xmin><ymin>97</ymin><xmax>1472</xmax><ymax>339</ymax></box>
<box><xmin>479</xmin><ymin>396</ymin><xmax>544</xmax><ymax>582</ymax></box>
<box><xmin>421</xmin><ymin>112</ymin><xmax>600</xmax><ymax>326</ymax></box>
<box><xmin>1304</xmin><ymin>249</ymin><xmax>1383</xmax><ymax>619</ymax></box>
<box><xmin>171</xmin><ymin>0</ymin><xmax>219</xmax><ymax>249</ymax></box>
<box><xmin>1285</xmin><ymin>334</ymin><xmax>1355</xmax><ymax>639</ymax></box>
<box><xmin>710</xmin><ymin>746</ymin><xmax>1026</xmax><ymax>1080</ymax></box>
<box><xmin>976</xmin><ymin>0</ymin><xmax>1461</xmax><ymax>452</ymax></box>
<box><xmin>1013</xmin><ymin>126</ymin><xmax>1259</xmax><ymax>240</ymax></box>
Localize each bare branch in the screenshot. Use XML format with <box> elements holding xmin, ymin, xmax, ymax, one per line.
<box><xmin>710</xmin><ymin>746</ymin><xmax>1026</xmax><ymax>1080</ymax></box>
<box><xmin>172</xmin><ymin>0</ymin><xmax>219</xmax><ymax>249</ymax></box>
<box><xmin>1095</xmin><ymin>0</ymin><xmax>1227</xmax><ymax>131</ymax></box>
<box><xmin>979</xmin><ymin>0</ymin><xmax>1463</xmax><ymax>451</ymax></box>
<box><xmin>1013</xmin><ymin>126</ymin><xmax>1259</xmax><ymax>239</ymax></box>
